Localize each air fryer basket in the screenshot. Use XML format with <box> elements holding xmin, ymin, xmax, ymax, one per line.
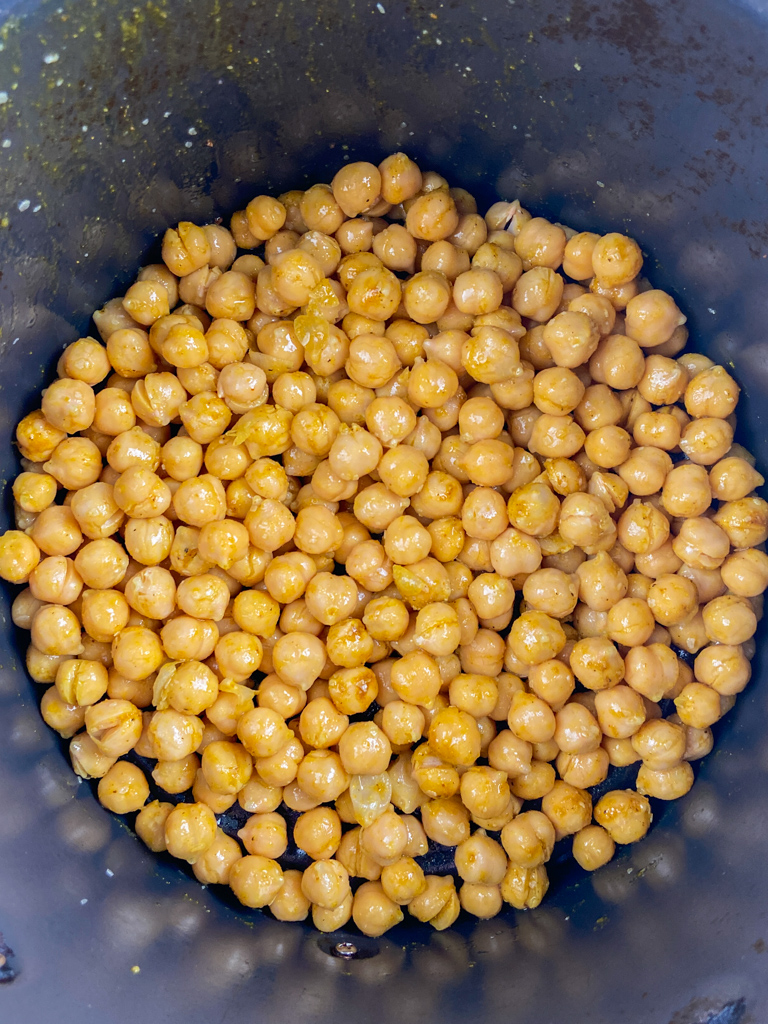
<box><xmin>0</xmin><ymin>1</ymin><xmax>767</xmax><ymax>1021</ymax></box>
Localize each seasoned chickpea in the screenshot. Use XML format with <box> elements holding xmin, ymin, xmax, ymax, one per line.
<box><xmin>572</xmin><ymin>824</ymin><xmax>615</xmax><ymax>871</ymax></box>
<box><xmin>507</xmin><ymin>610</ymin><xmax>566</xmax><ymax>667</ymax></box>
<box><xmin>501</xmin><ymin>863</ymin><xmax>549</xmax><ymax>910</ymax></box>
<box><xmin>710</xmin><ymin>455</ymin><xmax>764</xmax><ymax>502</ymax></box>
<box><xmin>594</xmin><ymin>685</ymin><xmax>646</xmax><ymax>739</ymax></box>
<box><xmin>637</xmin><ymin>761</ymin><xmax>695</xmax><ymax>801</ymax></box>
<box><xmin>594</xmin><ymin>789</ymin><xmax>652</xmax><ymax>844</ymax></box>
<box><xmin>721</xmin><ymin>549</ymin><xmax>768</xmax><ymax>598</ymax></box>
<box><xmin>625</xmin><ymin>290</ymin><xmax>686</xmax><ymax>347</ymax></box>
<box><xmin>569</xmin><ymin>636</ymin><xmax>624</xmax><ymax>691</ymax></box>
<box><xmin>563</xmin><ymin>232</ymin><xmax>599</xmax><ymax>280</ymax></box>
<box><xmin>591</xmin><ymin>233</ymin><xmax>642</xmax><ymax>287</ymax></box>
<box><xmin>541</xmin><ymin>310</ymin><xmax>600</xmax><ymax>369</ymax></box>
<box><xmin>672</xmin><ymin>517</ymin><xmax>730</xmax><ymax>570</ymax></box>
<box><xmin>97</xmin><ymin>760</ymin><xmax>149</xmax><ymax>814</ymax></box>
<box><xmin>606</xmin><ymin>597</ymin><xmax>655</xmax><ymax>646</ymax></box>
<box><xmin>338</xmin><ymin>721</ymin><xmax>392</xmax><ymax>775</ymax></box>
<box><xmin>40</xmin><ymin>685</ymin><xmax>85</xmax><ymax>737</ymax></box>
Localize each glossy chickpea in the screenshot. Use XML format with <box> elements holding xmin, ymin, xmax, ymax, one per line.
<box><xmin>572</xmin><ymin>824</ymin><xmax>615</xmax><ymax>871</ymax></box>
<box><xmin>637</xmin><ymin>760</ymin><xmax>695</xmax><ymax>801</ymax></box>
<box><xmin>672</xmin><ymin>517</ymin><xmax>730</xmax><ymax>570</ymax></box>
<box><xmin>562</xmin><ymin>231</ymin><xmax>599</xmax><ymax>280</ymax></box>
<box><xmin>553</xmin><ymin>700</ymin><xmax>602</xmax><ymax>754</ymax></box>
<box><xmin>40</xmin><ymin>686</ymin><xmax>86</xmax><ymax>738</ymax></box>
<box><xmin>338</xmin><ymin>721</ymin><xmax>392</xmax><ymax>775</ymax></box>
<box><xmin>624</xmin><ymin>290</ymin><xmax>686</xmax><ymax>347</ymax></box>
<box><xmin>593</xmin><ymin>685</ymin><xmax>646</xmax><ymax>739</ymax></box>
<box><xmin>501</xmin><ymin>863</ymin><xmax>549</xmax><ymax>910</ymax></box>
<box><xmin>507</xmin><ymin>610</ymin><xmax>566</xmax><ymax>667</ymax></box>
<box><xmin>710</xmin><ymin>455</ymin><xmax>764</xmax><ymax>501</ymax></box>
<box><xmin>97</xmin><ymin>760</ymin><xmax>149</xmax><ymax>814</ymax></box>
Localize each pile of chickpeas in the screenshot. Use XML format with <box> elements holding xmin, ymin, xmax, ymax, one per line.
<box><xmin>2</xmin><ymin>151</ymin><xmax>767</xmax><ymax>938</ymax></box>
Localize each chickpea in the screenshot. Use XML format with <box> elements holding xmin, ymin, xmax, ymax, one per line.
<box><xmin>624</xmin><ymin>642</ymin><xmax>680</xmax><ymax>701</ymax></box>
<box><xmin>569</xmin><ymin>636</ymin><xmax>624</xmax><ymax>691</ymax></box>
<box><xmin>710</xmin><ymin>455</ymin><xmax>764</xmax><ymax>502</ymax></box>
<box><xmin>673</xmin><ymin>517</ymin><xmax>731</xmax><ymax>571</ymax></box>
<box><xmin>562</xmin><ymin>232</ymin><xmax>599</xmax><ymax>280</ymax></box>
<box><xmin>572</xmin><ymin>824</ymin><xmax>615</xmax><ymax>871</ymax></box>
<box><xmin>501</xmin><ymin>863</ymin><xmax>549</xmax><ymax>910</ymax></box>
<box><xmin>459</xmin><ymin>765</ymin><xmax>510</xmax><ymax>819</ymax></box>
<box><xmin>605</xmin><ymin>597</ymin><xmax>655</xmax><ymax>647</ymax></box>
<box><xmin>96</xmin><ymin>760</ymin><xmax>149</xmax><ymax>814</ymax></box>
<box><xmin>334</xmin><ymin>721</ymin><xmax>390</xmax><ymax>777</ymax></box>
<box><xmin>591</xmin><ymin>232</ymin><xmax>643</xmax><ymax>287</ymax></box>
<box><xmin>507</xmin><ymin>611</ymin><xmax>566</xmax><ymax>670</ymax></box>
<box><xmin>507</xmin><ymin>481</ymin><xmax>560</xmax><ymax>539</ymax></box>
<box><xmin>636</xmin><ymin>761</ymin><xmax>695</xmax><ymax>801</ymax></box>
<box><xmin>624</xmin><ymin>290</ymin><xmax>686</xmax><ymax>347</ymax></box>
<box><xmin>628</xmin><ymin>717</ymin><xmax>686</xmax><ymax>770</ymax></box>
<box><xmin>594</xmin><ymin>789</ymin><xmax>652</xmax><ymax>844</ymax></box>
<box><xmin>594</xmin><ymin>684</ymin><xmax>646</xmax><ymax>739</ymax></box>
<box><xmin>721</xmin><ymin>548</ymin><xmax>768</xmax><ymax>599</ymax></box>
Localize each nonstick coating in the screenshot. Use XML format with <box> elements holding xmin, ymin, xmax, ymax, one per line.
<box><xmin>0</xmin><ymin>1</ymin><xmax>767</xmax><ymax>1022</ymax></box>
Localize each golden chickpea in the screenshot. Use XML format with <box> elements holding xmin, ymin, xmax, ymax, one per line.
<box><xmin>629</xmin><ymin>717</ymin><xmax>686</xmax><ymax>770</ymax></box>
<box><xmin>575</xmin><ymin>552</ymin><xmax>628</xmax><ymax>612</ymax></box>
<box><xmin>70</xmin><ymin>731</ymin><xmax>117</xmax><ymax>778</ymax></box>
<box><xmin>683</xmin><ymin>363</ymin><xmax>739</xmax><ymax>418</ymax></box>
<box><xmin>553</xmin><ymin>699</ymin><xmax>602</xmax><ymax>754</ymax></box>
<box><xmin>623</xmin><ymin>642</ymin><xmax>680</xmax><ymax>701</ymax></box>
<box><xmin>713</xmin><ymin>496</ymin><xmax>768</xmax><ymax>550</ymax></box>
<box><xmin>672</xmin><ymin>517</ymin><xmax>730</xmax><ymax>570</ymax></box>
<box><xmin>228</xmin><ymin>854</ymin><xmax>284</xmax><ymax>909</ymax></box>
<box><xmin>426</xmin><ymin>705</ymin><xmax>481</xmax><ymax>767</ymax></box>
<box><xmin>505</xmin><ymin>482</ymin><xmax>559</xmax><ymax>541</ymax></box>
<box><xmin>133</xmin><ymin>800</ymin><xmax>174</xmax><ymax>853</ymax></box>
<box><xmin>151</xmin><ymin>754</ymin><xmax>199</xmax><ymax>795</ymax></box>
<box><xmin>59</xmin><ymin>335</ymin><xmax>112</xmax><ymax>386</ymax></box>
<box><xmin>589</xmin><ymin>232</ymin><xmax>642</xmax><ymax>287</ymax></box>
<box><xmin>83</xmin><ymin>697</ymin><xmax>142</xmax><ymax>757</ymax></box>
<box><xmin>624</xmin><ymin>290</ymin><xmax>686</xmax><ymax>347</ymax></box>
<box><xmin>720</xmin><ymin>548</ymin><xmax>768</xmax><ymax>598</ymax></box>
<box><xmin>12</xmin><ymin>471</ymin><xmax>57</xmax><ymax>516</ymax></box>
<box><xmin>540</xmin><ymin>310</ymin><xmax>600</xmax><ymax>370</ymax></box>
<box><xmin>501</xmin><ymin>863</ymin><xmax>549</xmax><ymax>910</ymax></box>
<box><xmin>29</xmin><ymin>603</ymin><xmax>82</xmax><ymax>657</ymax></box>
<box><xmin>500</xmin><ymin>809</ymin><xmax>555</xmax><ymax>869</ymax></box>
<box><xmin>40</xmin><ymin>377</ymin><xmax>96</xmax><ymax>434</ymax></box>
<box><xmin>55</xmin><ymin>658</ymin><xmax>108</xmax><ymax>707</ymax></box>
<box><xmin>636</xmin><ymin>760</ymin><xmax>694</xmax><ymax>801</ymax></box>
<box><xmin>378</xmin><ymin>152</ymin><xmax>422</xmax><ymax>205</ymax></box>
<box><xmin>40</xmin><ymin>686</ymin><xmax>86</xmax><ymax>737</ymax></box>
<box><xmin>459</xmin><ymin>765</ymin><xmax>510</xmax><ymax>820</ymax></box>
<box><xmin>606</xmin><ymin>597</ymin><xmax>655</xmax><ymax>646</ymax></box>
<box><xmin>594</xmin><ymin>684</ymin><xmax>646</xmax><ymax>739</ymax></box>
<box><xmin>508</xmin><ymin>610</ymin><xmax>566</xmax><ymax>666</ymax></box>
<box><xmin>710</xmin><ymin>455</ymin><xmax>764</xmax><ymax>502</ymax></box>
<box><xmin>589</xmin><ymin>334</ymin><xmax>646</xmax><ymax>391</ymax></box>
<box><xmin>562</xmin><ymin>231</ymin><xmax>600</xmax><ymax>280</ymax></box>
<box><xmin>677</xmin><ymin>416</ymin><xmax>733</xmax><ymax>466</ymax></box>
<box><xmin>572</xmin><ymin>824</ymin><xmax>615</xmax><ymax>871</ymax></box>
<box><xmin>96</xmin><ymin>760</ymin><xmax>149</xmax><ymax>814</ymax></box>
<box><xmin>593</xmin><ymin>789</ymin><xmax>652</xmax><ymax>844</ymax></box>
<box><xmin>569</xmin><ymin>636</ymin><xmax>624</xmax><ymax>691</ymax></box>
<box><xmin>513</xmin><ymin>217</ymin><xmax>565</xmax><ymax>270</ymax></box>
<box><xmin>0</xmin><ymin>528</ymin><xmax>41</xmax><ymax>583</ymax></box>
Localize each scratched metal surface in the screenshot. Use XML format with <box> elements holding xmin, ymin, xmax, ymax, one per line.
<box><xmin>0</xmin><ymin>1</ymin><xmax>767</xmax><ymax>1022</ymax></box>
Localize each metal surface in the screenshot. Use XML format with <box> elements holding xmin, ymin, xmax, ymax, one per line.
<box><xmin>0</xmin><ymin>1</ymin><xmax>767</xmax><ymax>1021</ymax></box>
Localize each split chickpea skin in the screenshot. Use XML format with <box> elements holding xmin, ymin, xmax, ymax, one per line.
<box><xmin>4</xmin><ymin>152</ymin><xmax>765</xmax><ymax>939</ymax></box>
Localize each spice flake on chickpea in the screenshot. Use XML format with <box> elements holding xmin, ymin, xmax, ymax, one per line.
<box><xmin>5</xmin><ymin>151</ymin><xmax>766</xmax><ymax>938</ymax></box>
